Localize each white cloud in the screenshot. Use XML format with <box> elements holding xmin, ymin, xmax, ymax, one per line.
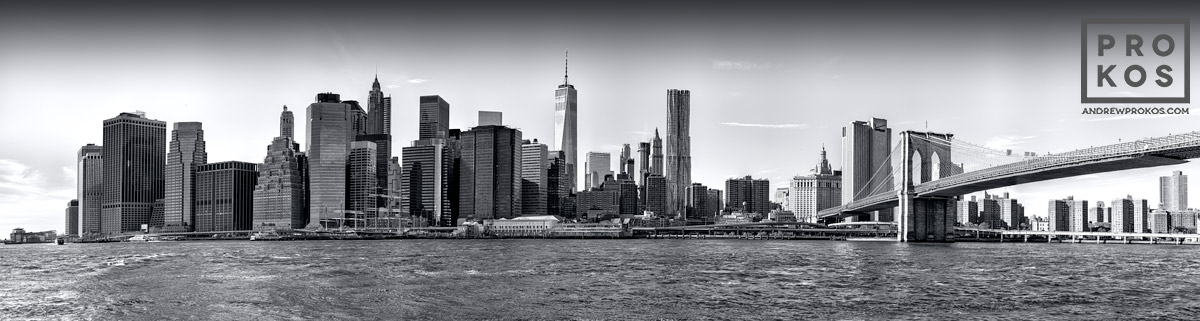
<box><xmin>385</xmin><ymin>84</ymin><xmax>401</xmax><ymax>89</ymax></box>
<box><xmin>408</xmin><ymin>78</ymin><xmax>428</xmax><ymax>84</ymax></box>
<box><xmin>719</xmin><ymin>122</ymin><xmax>808</xmax><ymax>129</ymax></box>
<box><xmin>712</xmin><ymin>60</ymin><xmax>772</xmax><ymax>71</ymax></box>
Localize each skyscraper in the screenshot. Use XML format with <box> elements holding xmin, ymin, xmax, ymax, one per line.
<box><xmin>665</xmin><ymin>89</ymin><xmax>692</xmax><ymax>218</ymax></box>
<box><xmin>347</xmin><ymin>141</ymin><xmax>378</xmax><ymax>228</ymax></box>
<box><xmin>306</xmin><ymin>93</ymin><xmax>354</xmax><ymax>229</ymax></box>
<box><xmin>252</xmin><ymin>135</ymin><xmax>307</xmax><ymax>231</ymax></box>
<box><xmin>194</xmin><ymin>161</ymin><xmax>258</xmax><ymax>232</ymax></box>
<box><xmin>725</xmin><ymin>176</ymin><xmax>770</xmax><ymax>214</ymax></box>
<box><xmin>402</xmin><ymin>95</ymin><xmax>454</xmax><ymax>227</ymax></box>
<box><xmin>789</xmin><ymin>148</ymin><xmax>842</xmax><ymax>223</ymax></box>
<box><xmin>367</xmin><ymin>75</ymin><xmax>391</xmax><ymax>136</ymax></box>
<box><xmin>995</xmin><ymin>192</ymin><xmax>1024</xmax><ymax>229</ymax></box>
<box><xmin>362</xmin><ymin>77</ymin><xmax>394</xmax><ymax>213</ymax></box>
<box><xmin>65</xmin><ymin>200</ymin><xmax>78</xmax><ymax>237</ymax></box>
<box><xmin>1047</xmin><ymin>198</ymin><xmax>1070</xmax><ymax>231</ymax></box>
<box><xmin>651</xmin><ymin>129</ymin><xmax>663</xmax><ymax>176</ymax></box>
<box><xmin>706</xmin><ymin>189</ymin><xmax>723</xmax><ymax>217</ymax></box>
<box><xmin>637</xmin><ymin>142</ymin><xmax>650</xmax><ymax>185</ymax></box>
<box><xmin>280</xmin><ymin>105</ymin><xmax>295</xmax><ymax>140</ymax></box>
<box><xmin>1160</xmin><ymin>170</ymin><xmax>1188</xmax><ymax>211</ymax></box>
<box><xmin>77</xmin><ymin>144</ymin><xmax>103</xmax><ymax>236</ymax></box>
<box><xmin>458</xmin><ymin>123</ymin><xmax>523</xmax><ymax>220</ymax></box>
<box><xmin>842</xmin><ymin>118</ymin><xmax>893</xmax><ymax>221</ymax></box>
<box><xmin>554</xmin><ymin>51</ymin><xmax>578</xmax><ymax>192</ymax></box>
<box><xmin>521</xmin><ymin>139</ymin><xmax>549</xmax><ymax>216</ymax></box>
<box><xmin>163</xmin><ymin>122</ymin><xmax>207</xmax><ymax>232</ymax></box>
<box><xmin>645</xmin><ymin>175</ymin><xmax>667</xmax><ymax>217</ymax></box>
<box><xmin>619</xmin><ymin>144</ymin><xmax>632</xmax><ymax>176</ymax></box>
<box><xmin>102</xmin><ymin>112</ymin><xmax>167</xmax><ymax>233</ymax></box>
<box><xmin>684</xmin><ymin>183</ymin><xmax>709</xmax><ymax>222</ymax></box>
<box><xmin>585</xmin><ymin>152</ymin><xmax>612</xmax><ymax>190</ymax></box>
<box><xmin>547</xmin><ymin>151</ymin><xmax>571</xmax><ymax>218</ymax></box>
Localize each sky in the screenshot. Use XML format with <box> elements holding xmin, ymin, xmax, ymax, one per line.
<box><xmin>3</xmin><ymin>1</ymin><xmax>1200</xmax><ymax>233</ymax></box>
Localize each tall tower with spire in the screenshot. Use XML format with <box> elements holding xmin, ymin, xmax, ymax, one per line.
<box><xmin>651</xmin><ymin>129</ymin><xmax>663</xmax><ymax>176</ymax></box>
<box><xmin>553</xmin><ymin>50</ymin><xmax>578</xmax><ymax>191</ymax></box>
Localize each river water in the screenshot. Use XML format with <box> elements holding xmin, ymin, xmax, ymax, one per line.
<box><xmin>1</xmin><ymin>240</ymin><xmax>1198</xmax><ymax>320</ymax></box>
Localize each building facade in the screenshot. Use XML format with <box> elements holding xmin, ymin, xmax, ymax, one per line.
<box><xmin>1047</xmin><ymin>199</ymin><xmax>1070</xmax><ymax>232</ymax></box>
<box><xmin>347</xmin><ymin>141</ymin><xmax>378</xmax><ymax>227</ymax></box>
<box><xmin>684</xmin><ymin>183</ymin><xmax>709</xmax><ymax>223</ymax></box>
<box><xmin>789</xmin><ymin>148</ymin><xmax>842</xmax><ymax>223</ymax></box>
<box><xmin>101</xmin><ymin>112</ymin><xmax>167</xmax><ymax>233</ymax></box>
<box><xmin>585</xmin><ymin>152</ymin><xmax>612</xmax><ymax>190</ymax></box>
<box><xmin>458</xmin><ymin>124</ymin><xmax>523</xmax><ymax>221</ymax></box>
<box><xmin>77</xmin><ymin>144</ymin><xmax>103</xmax><ymax>236</ymax></box>
<box><xmin>842</xmin><ymin>118</ymin><xmax>894</xmax><ymax>222</ymax></box>
<box><xmin>521</xmin><ymin>140</ymin><xmax>549</xmax><ymax>216</ymax></box>
<box><xmin>1160</xmin><ymin>170</ymin><xmax>1188</xmax><ymax>211</ymax></box>
<box><xmin>306</xmin><ymin>93</ymin><xmax>354</xmax><ymax>228</ymax></box>
<box><xmin>194</xmin><ymin>161</ymin><xmax>258</xmax><ymax>232</ymax></box>
<box><xmin>163</xmin><ymin>122</ymin><xmax>207</xmax><ymax>232</ymax></box>
<box><xmin>645</xmin><ymin>175</ymin><xmax>667</xmax><ymax>217</ymax></box>
<box><xmin>665</xmin><ymin>89</ymin><xmax>692</xmax><ymax>218</ymax></box>
<box><xmin>65</xmin><ymin>200</ymin><xmax>79</xmax><ymax>236</ymax></box>
<box><xmin>725</xmin><ymin>176</ymin><xmax>771</xmax><ymax>214</ymax></box>
<box><xmin>554</xmin><ymin>53</ymin><xmax>578</xmax><ymax>192</ymax></box>
<box><xmin>252</xmin><ymin>136</ymin><xmax>307</xmax><ymax>231</ymax></box>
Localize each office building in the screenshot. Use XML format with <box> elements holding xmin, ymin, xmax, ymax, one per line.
<box><xmin>1160</xmin><ymin>170</ymin><xmax>1188</xmax><ymax>211</ymax></box>
<box><xmin>458</xmin><ymin>122</ymin><xmax>523</xmax><ymax>220</ymax></box>
<box><xmin>637</xmin><ymin>142</ymin><xmax>650</xmax><ymax>185</ymax></box>
<box><xmin>842</xmin><ymin>118</ymin><xmax>894</xmax><ymax>222</ymax></box>
<box><xmin>194</xmin><ymin>161</ymin><xmax>258</xmax><ymax>232</ymax></box>
<box><xmin>522</xmin><ymin>140</ymin><xmax>549</xmax><ymax>216</ymax></box>
<box><xmin>367</xmin><ymin>76</ymin><xmax>392</xmax><ymax>136</ymax></box>
<box><xmin>479</xmin><ymin>111</ymin><xmax>503</xmax><ymax>126</ymax></box>
<box><xmin>684</xmin><ymin>183</ymin><xmax>709</xmax><ymax>222</ymax></box>
<box><xmin>252</xmin><ymin>135</ymin><xmax>308</xmax><ymax>231</ymax></box>
<box><xmin>707</xmin><ymin>189</ymin><xmax>723</xmax><ymax>217</ymax></box>
<box><xmin>347</xmin><ymin>141</ymin><xmax>378</xmax><ymax>227</ymax></box>
<box><xmin>401</xmin><ymin>142</ymin><xmax>452</xmax><ymax>227</ymax></box>
<box><xmin>547</xmin><ymin>151</ymin><xmax>572</xmax><ymax>218</ymax></box>
<box><xmin>65</xmin><ymin>200</ymin><xmax>78</xmax><ymax>236</ymax></box>
<box><xmin>585</xmin><ymin>152</ymin><xmax>612</xmax><ymax>190</ymax></box>
<box><xmin>306</xmin><ymin>93</ymin><xmax>354</xmax><ymax>228</ymax></box>
<box><xmin>163</xmin><ymin>122</ymin><xmax>207</xmax><ymax>232</ymax></box>
<box><xmin>789</xmin><ymin>148</ymin><xmax>842</xmax><ymax>223</ymax></box>
<box><xmin>77</xmin><ymin>144</ymin><xmax>103</xmax><ymax>236</ymax></box>
<box><xmin>775</xmin><ymin>188</ymin><xmax>789</xmax><ymax>212</ymax></box>
<box><xmin>554</xmin><ymin>52</ymin><xmax>578</xmax><ymax>191</ymax></box>
<box><xmin>619</xmin><ymin>178</ymin><xmax>639</xmax><ymax>217</ymax></box>
<box><xmin>665</xmin><ymin>89</ymin><xmax>692</xmax><ymax>218</ymax></box>
<box><xmin>726</xmin><ymin>176</ymin><xmax>770</xmax><ymax>214</ymax></box>
<box><xmin>102</xmin><ymin>111</ymin><xmax>167</xmax><ymax>233</ymax></box>
<box><xmin>150</xmin><ymin>199</ymin><xmax>164</xmax><ymax>230</ymax></box>
<box><xmin>645</xmin><ymin>175</ymin><xmax>667</xmax><ymax>217</ymax></box>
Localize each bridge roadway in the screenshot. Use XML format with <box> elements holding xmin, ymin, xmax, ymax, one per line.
<box><xmin>819</xmin><ymin>131</ymin><xmax>1200</xmax><ymax>218</ymax></box>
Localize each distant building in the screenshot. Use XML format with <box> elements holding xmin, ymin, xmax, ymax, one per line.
<box><xmin>150</xmin><ymin>199</ymin><xmax>165</xmax><ymax>230</ymax></box>
<box><xmin>77</xmin><ymin>144</ymin><xmax>103</xmax><ymax>237</ymax></box>
<box><xmin>194</xmin><ymin>161</ymin><xmax>258</xmax><ymax>232</ymax></box>
<box><xmin>521</xmin><ymin>140</ymin><xmax>549</xmax><ymax>216</ymax></box>
<box><xmin>102</xmin><ymin>111</ymin><xmax>167</xmax><ymax>233</ymax></box>
<box><xmin>163</xmin><ymin>122</ymin><xmax>207</xmax><ymax>232</ymax></box>
<box><xmin>401</xmin><ymin>95</ymin><xmax>454</xmax><ymax>227</ymax></box>
<box><xmin>577</xmin><ymin>177</ymin><xmax>620</xmax><ymax>221</ymax></box>
<box><xmin>1132</xmin><ymin>198</ymin><xmax>1151</xmax><ymax>233</ymax></box>
<box><xmin>637</xmin><ymin>142</ymin><xmax>651</xmax><ymax>186</ymax></box>
<box><xmin>995</xmin><ymin>192</ymin><xmax>1024</xmax><ymax>229</ymax></box>
<box><xmin>789</xmin><ymin>148</ymin><xmax>842</xmax><ymax>223</ymax></box>
<box><xmin>725</xmin><ymin>176</ymin><xmax>771</xmax><ymax>215</ymax></box>
<box><xmin>1092</xmin><ymin>201</ymin><xmax>1106</xmax><ymax>224</ymax></box>
<box><xmin>665</xmin><ymin>89</ymin><xmax>692</xmax><ymax>218</ymax></box>
<box><xmin>706</xmin><ymin>189</ymin><xmax>723</xmax><ymax>218</ymax></box>
<box><xmin>768</xmin><ymin>210</ymin><xmax>797</xmax><ymax>222</ymax></box>
<box><xmin>347</xmin><ymin>141</ymin><xmax>379</xmax><ymax>228</ymax></box>
<box><xmin>547</xmin><ymin>151</ymin><xmax>572</xmax><ymax>218</ymax></box>
<box><xmin>1150</xmin><ymin>210</ymin><xmax>1172</xmax><ymax>234</ymax></box>
<box><xmin>307</xmin><ymin>93</ymin><xmax>354</xmax><ymax>228</ymax></box>
<box><xmin>585</xmin><ymin>152</ymin><xmax>612</xmax><ymax>190</ymax></box>
<box><xmin>775</xmin><ymin>188</ymin><xmax>789</xmax><ymax>212</ymax></box>
<box><xmin>958</xmin><ymin>196</ymin><xmax>980</xmax><ymax>225</ymax></box>
<box><xmin>7</xmin><ymin>228</ymin><xmax>56</xmax><ymax>244</ymax></box>
<box><xmin>684</xmin><ymin>183</ymin><xmax>709</xmax><ymax>223</ymax></box>
<box><xmin>65</xmin><ymin>200</ymin><xmax>78</xmax><ymax>236</ymax></box>
<box><xmin>1047</xmin><ymin>198</ymin><xmax>1071</xmax><ymax>232</ymax></box>
<box><xmin>644</xmin><ymin>175</ymin><xmax>667</xmax><ymax>217</ymax></box>
<box><xmin>1160</xmin><ymin>170</ymin><xmax>1188</xmax><ymax>211</ymax></box>
<box><xmin>553</xmin><ymin>54</ymin><xmax>578</xmax><ymax>192</ymax></box>
<box><xmin>458</xmin><ymin>123</ymin><xmax>523</xmax><ymax>220</ymax></box>
<box><xmin>252</xmin><ymin>135</ymin><xmax>308</xmax><ymax>231</ymax></box>
<box><xmin>1031</xmin><ymin>217</ymin><xmax>1050</xmax><ymax>231</ymax></box>
<box><xmin>1110</xmin><ymin>197</ymin><xmax>1136</xmax><ymax>233</ymax></box>
<box><xmin>479</xmin><ymin>111</ymin><xmax>503</xmax><ymax>126</ymax></box>
<box><xmin>1066</xmin><ymin>197</ymin><xmax>1089</xmax><ymax>232</ymax></box>
<box><xmin>842</xmin><ymin>118</ymin><xmax>894</xmax><ymax>222</ymax></box>
<box><xmin>979</xmin><ymin>196</ymin><xmax>1002</xmax><ymax>229</ymax></box>
<box><xmin>1153</xmin><ymin>210</ymin><xmax>1199</xmax><ymax>233</ymax></box>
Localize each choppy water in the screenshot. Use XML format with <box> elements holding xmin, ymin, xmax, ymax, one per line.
<box><xmin>1</xmin><ymin>240</ymin><xmax>1199</xmax><ymax>320</ymax></box>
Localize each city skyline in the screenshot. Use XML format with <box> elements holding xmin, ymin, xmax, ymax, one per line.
<box><xmin>7</xmin><ymin>2</ymin><xmax>1200</xmax><ymax>232</ymax></box>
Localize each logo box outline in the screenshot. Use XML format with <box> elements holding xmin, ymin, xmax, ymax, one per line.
<box><xmin>1081</xmin><ymin>18</ymin><xmax>1190</xmax><ymax>104</ymax></box>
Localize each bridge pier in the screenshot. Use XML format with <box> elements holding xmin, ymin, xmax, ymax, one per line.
<box><xmin>898</xmin><ymin>194</ymin><xmax>955</xmax><ymax>242</ymax></box>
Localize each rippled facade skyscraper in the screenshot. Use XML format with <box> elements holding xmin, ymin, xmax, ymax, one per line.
<box><xmin>101</xmin><ymin>112</ymin><xmax>166</xmax><ymax>233</ymax></box>
<box><xmin>665</xmin><ymin>89</ymin><xmax>691</xmax><ymax>218</ymax></box>
<box><xmin>163</xmin><ymin>122</ymin><xmax>207</xmax><ymax>232</ymax></box>
<box><xmin>306</xmin><ymin>93</ymin><xmax>354</xmax><ymax>228</ymax></box>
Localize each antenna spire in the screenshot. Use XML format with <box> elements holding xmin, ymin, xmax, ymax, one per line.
<box><xmin>564</xmin><ymin>49</ymin><xmax>569</xmax><ymax>85</ymax></box>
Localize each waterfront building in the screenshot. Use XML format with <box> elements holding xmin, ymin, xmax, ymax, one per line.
<box><xmin>577</xmin><ymin>178</ymin><xmax>619</xmax><ymax>221</ymax></box>
<box><xmin>163</xmin><ymin>122</ymin><xmax>207</xmax><ymax>232</ymax></box>
<box><xmin>725</xmin><ymin>176</ymin><xmax>770</xmax><ymax>215</ymax></box>
<box><xmin>194</xmin><ymin>161</ymin><xmax>258</xmax><ymax>232</ymax></box>
<box><xmin>306</xmin><ymin>93</ymin><xmax>354</xmax><ymax>228</ymax></box>
<box><xmin>768</xmin><ymin>210</ymin><xmax>797</xmax><ymax>222</ymax></box>
<box><xmin>1031</xmin><ymin>217</ymin><xmax>1050</xmax><ymax>231</ymax></box>
<box><xmin>77</xmin><ymin>144</ymin><xmax>103</xmax><ymax>236</ymax></box>
<box><xmin>401</xmin><ymin>95</ymin><xmax>455</xmax><ymax>227</ymax></box>
<box><xmin>1065</xmin><ymin>197</ymin><xmax>1089</xmax><ymax>232</ymax></box>
<box><xmin>684</xmin><ymin>183</ymin><xmax>709</xmax><ymax>223</ymax></box>
<box><xmin>522</xmin><ymin>139</ymin><xmax>549</xmax><ymax>216</ymax></box>
<box><xmin>252</xmin><ymin>135</ymin><xmax>307</xmax><ymax>231</ymax></box>
<box><xmin>707</xmin><ymin>189</ymin><xmax>723</xmax><ymax>218</ymax></box>
<box><xmin>1132</xmin><ymin>198</ymin><xmax>1151</xmax><ymax>233</ymax></box>
<box><xmin>1150</xmin><ymin>210</ymin><xmax>1172</xmax><ymax>233</ymax></box>
<box><xmin>547</xmin><ymin>151</ymin><xmax>572</xmax><ymax>218</ymax></box>
<box><xmin>1047</xmin><ymin>199</ymin><xmax>1070</xmax><ymax>232</ymax></box>
<box><xmin>644</xmin><ymin>175</ymin><xmax>667</xmax><ymax>217</ymax></box>
<box><xmin>65</xmin><ymin>200</ymin><xmax>78</xmax><ymax>236</ymax></box>
<box><xmin>458</xmin><ymin>121</ymin><xmax>523</xmax><ymax>220</ymax></box>
<box><xmin>150</xmin><ymin>199</ymin><xmax>164</xmax><ymax>230</ymax></box>
<box><xmin>665</xmin><ymin>89</ymin><xmax>692</xmax><ymax>218</ymax></box>
<box><xmin>1160</xmin><ymin>170</ymin><xmax>1188</xmax><ymax>211</ymax></box>
<box><xmin>979</xmin><ymin>195</ymin><xmax>1002</xmax><ymax>229</ymax></box>
<box><xmin>842</xmin><ymin>118</ymin><xmax>894</xmax><ymax>222</ymax></box>
<box><xmin>618</xmin><ymin>178</ymin><xmax>639</xmax><ymax>217</ymax></box>
<box><xmin>585</xmin><ymin>152</ymin><xmax>612</xmax><ymax>190</ymax></box>
<box><xmin>995</xmin><ymin>192</ymin><xmax>1024</xmax><ymax>229</ymax></box>
<box><xmin>789</xmin><ymin>148</ymin><xmax>842</xmax><ymax>223</ymax></box>
<box><xmin>347</xmin><ymin>141</ymin><xmax>378</xmax><ymax>227</ymax></box>
<box><xmin>553</xmin><ymin>52</ymin><xmax>578</xmax><ymax>192</ymax></box>
<box><xmin>1110</xmin><ymin>196</ymin><xmax>1138</xmax><ymax>233</ymax></box>
<box><xmin>957</xmin><ymin>196</ymin><xmax>980</xmax><ymax>225</ymax></box>
<box><xmin>102</xmin><ymin>111</ymin><xmax>167</xmax><ymax>233</ymax></box>
<box><xmin>7</xmin><ymin>228</ymin><xmax>57</xmax><ymax>244</ymax></box>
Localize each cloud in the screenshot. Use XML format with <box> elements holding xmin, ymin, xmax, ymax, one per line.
<box><xmin>408</xmin><ymin>78</ymin><xmax>428</xmax><ymax>84</ymax></box>
<box><xmin>719</xmin><ymin>122</ymin><xmax>808</xmax><ymax>129</ymax></box>
<box><xmin>0</xmin><ymin>159</ymin><xmax>75</xmax><ymax>233</ymax></box>
<box><xmin>983</xmin><ymin>135</ymin><xmax>1038</xmax><ymax>150</ymax></box>
<box><xmin>712</xmin><ymin>60</ymin><xmax>772</xmax><ymax>71</ymax></box>
<box><xmin>385</xmin><ymin>84</ymin><xmax>401</xmax><ymax>89</ymax></box>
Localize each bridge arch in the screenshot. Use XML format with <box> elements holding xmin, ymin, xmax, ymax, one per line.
<box><xmin>911</xmin><ymin>149</ymin><xmax>924</xmax><ymax>184</ymax></box>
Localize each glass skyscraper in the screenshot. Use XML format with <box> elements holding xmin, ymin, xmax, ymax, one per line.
<box><xmin>306</xmin><ymin>93</ymin><xmax>354</xmax><ymax>229</ymax></box>
<box><xmin>554</xmin><ymin>52</ymin><xmax>578</xmax><ymax>192</ymax></box>
<box><xmin>101</xmin><ymin>112</ymin><xmax>166</xmax><ymax>233</ymax></box>
<box><xmin>163</xmin><ymin>122</ymin><xmax>206</xmax><ymax>232</ymax></box>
